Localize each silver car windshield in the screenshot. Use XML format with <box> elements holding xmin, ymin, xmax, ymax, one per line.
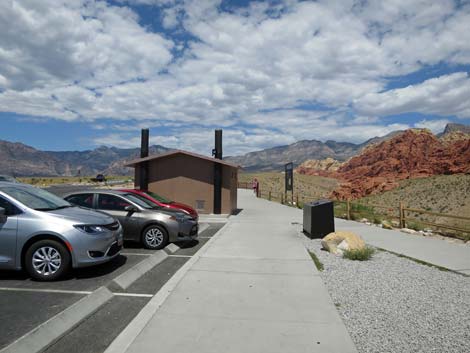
<box><xmin>1</xmin><ymin>185</ymin><xmax>72</xmax><ymax>211</ymax></box>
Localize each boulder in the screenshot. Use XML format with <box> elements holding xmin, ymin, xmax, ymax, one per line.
<box><xmin>381</xmin><ymin>220</ymin><xmax>393</xmax><ymax>230</ymax></box>
<box><xmin>401</xmin><ymin>228</ymin><xmax>418</xmax><ymax>235</ymax></box>
<box><xmin>321</xmin><ymin>231</ymin><xmax>366</xmax><ymax>255</ymax></box>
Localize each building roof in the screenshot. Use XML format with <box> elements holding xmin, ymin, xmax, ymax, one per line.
<box><xmin>125</xmin><ymin>150</ymin><xmax>240</xmax><ymax>169</ymax></box>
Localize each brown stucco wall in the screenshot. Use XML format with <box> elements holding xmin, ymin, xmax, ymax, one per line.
<box><xmin>134</xmin><ymin>154</ymin><xmax>237</xmax><ymax>214</ymax></box>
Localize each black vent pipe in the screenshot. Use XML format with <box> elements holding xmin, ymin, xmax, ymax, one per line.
<box><xmin>140</xmin><ymin>129</ymin><xmax>149</xmax><ymax>191</ymax></box>
<box><xmin>213</xmin><ymin>129</ymin><xmax>222</xmax><ymax>214</ymax></box>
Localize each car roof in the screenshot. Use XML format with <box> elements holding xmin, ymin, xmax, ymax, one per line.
<box><xmin>0</xmin><ymin>181</ymin><xmax>28</xmax><ymax>188</ymax></box>
<box><xmin>65</xmin><ymin>189</ymin><xmax>129</xmax><ymax>196</ymax></box>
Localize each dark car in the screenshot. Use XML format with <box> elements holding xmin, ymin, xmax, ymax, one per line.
<box><xmin>91</xmin><ymin>174</ymin><xmax>106</xmax><ymax>182</ymax></box>
<box><xmin>64</xmin><ymin>190</ymin><xmax>198</xmax><ymax>249</ymax></box>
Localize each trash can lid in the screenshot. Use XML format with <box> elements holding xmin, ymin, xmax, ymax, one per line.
<box><xmin>307</xmin><ymin>199</ymin><xmax>332</xmax><ymax>206</ymax></box>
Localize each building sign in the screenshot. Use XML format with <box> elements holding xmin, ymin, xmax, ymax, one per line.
<box><xmin>285</xmin><ymin>162</ymin><xmax>293</xmax><ymax>192</ymax></box>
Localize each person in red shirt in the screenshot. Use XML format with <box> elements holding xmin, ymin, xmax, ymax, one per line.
<box><xmin>252</xmin><ymin>178</ymin><xmax>259</xmax><ymax>196</ymax></box>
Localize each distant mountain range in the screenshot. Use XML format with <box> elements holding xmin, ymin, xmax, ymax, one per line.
<box><xmin>0</xmin><ymin>123</ymin><xmax>468</xmax><ymax>176</ymax></box>
<box><xmin>0</xmin><ymin>141</ymin><xmax>170</xmax><ymax>177</ymax></box>
<box><xmin>224</xmin><ymin>131</ymin><xmax>402</xmax><ymax>171</ymax></box>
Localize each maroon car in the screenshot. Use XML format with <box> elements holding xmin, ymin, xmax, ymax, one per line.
<box><xmin>119</xmin><ymin>189</ymin><xmax>198</xmax><ymax>220</ymax></box>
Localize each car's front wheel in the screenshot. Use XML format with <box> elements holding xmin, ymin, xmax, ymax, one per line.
<box><xmin>25</xmin><ymin>239</ymin><xmax>71</xmax><ymax>281</ymax></box>
<box><xmin>142</xmin><ymin>225</ymin><xmax>168</xmax><ymax>250</ymax></box>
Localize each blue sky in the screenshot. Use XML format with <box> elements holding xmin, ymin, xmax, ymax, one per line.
<box><xmin>1</xmin><ymin>0</ymin><xmax>470</xmax><ymax>155</ymax></box>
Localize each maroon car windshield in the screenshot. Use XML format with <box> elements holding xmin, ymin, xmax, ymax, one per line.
<box><xmin>146</xmin><ymin>191</ymin><xmax>172</xmax><ymax>204</ymax></box>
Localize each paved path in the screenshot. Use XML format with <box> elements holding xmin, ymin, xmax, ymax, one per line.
<box><xmin>335</xmin><ymin>218</ymin><xmax>470</xmax><ymax>275</ymax></box>
<box><xmin>116</xmin><ymin>189</ymin><xmax>358</xmax><ymax>353</ymax></box>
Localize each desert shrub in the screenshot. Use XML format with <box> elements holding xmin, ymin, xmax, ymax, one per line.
<box><xmin>343</xmin><ymin>247</ymin><xmax>375</xmax><ymax>261</ymax></box>
<box><xmin>407</xmin><ymin>222</ymin><xmax>423</xmax><ymax>231</ymax></box>
<box><xmin>373</xmin><ymin>216</ymin><xmax>382</xmax><ymax>224</ymax></box>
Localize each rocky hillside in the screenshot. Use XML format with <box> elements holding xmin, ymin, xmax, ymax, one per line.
<box><xmin>329</xmin><ymin>129</ymin><xmax>470</xmax><ymax>199</ymax></box>
<box><xmin>225</xmin><ymin>140</ymin><xmax>359</xmax><ymax>171</ymax></box>
<box><xmin>440</xmin><ymin>123</ymin><xmax>470</xmax><ymax>136</ymax></box>
<box><xmin>0</xmin><ymin>140</ymin><xmax>170</xmax><ymax>176</ymax></box>
<box><xmin>225</xmin><ymin>131</ymin><xmax>402</xmax><ymax>171</ymax></box>
<box><xmin>295</xmin><ymin>158</ymin><xmax>343</xmax><ymax>176</ymax></box>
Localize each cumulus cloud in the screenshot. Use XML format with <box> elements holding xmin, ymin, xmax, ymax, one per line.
<box><xmin>0</xmin><ymin>0</ymin><xmax>173</xmax><ymax>91</ymax></box>
<box><xmin>414</xmin><ymin>119</ymin><xmax>451</xmax><ymax>133</ymax></box>
<box><xmin>0</xmin><ymin>0</ymin><xmax>469</xmax><ymax>154</ymax></box>
<box><xmin>355</xmin><ymin>72</ymin><xmax>470</xmax><ymax>118</ymax></box>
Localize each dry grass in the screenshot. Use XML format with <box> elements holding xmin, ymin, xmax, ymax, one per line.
<box><xmin>239</xmin><ymin>172</ymin><xmax>338</xmax><ymax>203</ymax></box>
<box><xmin>18</xmin><ymin>176</ymin><xmax>133</xmax><ymax>187</ymax></box>
<box><xmin>360</xmin><ymin>174</ymin><xmax>470</xmax><ymax>238</ymax></box>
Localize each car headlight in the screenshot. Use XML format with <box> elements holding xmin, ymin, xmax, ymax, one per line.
<box><xmin>74</xmin><ymin>225</ymin><xmax>108</xmax><ymax>234</ymax></box>
<box><xmin>169</xmin><ymin>214</ymin><xmax>186</xmax><ymax>222</ymax></box>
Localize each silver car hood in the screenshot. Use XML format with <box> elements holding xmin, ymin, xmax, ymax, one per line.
<box><xmin>43</xmin><ymin>206</ymin><xmax>116</xmax><ymax>225</ymax></box>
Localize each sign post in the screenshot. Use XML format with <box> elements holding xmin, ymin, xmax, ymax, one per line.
<box><xmin>285</xmin><ymin>162</ymin><xmax>294</xmax><ymax>204</ymax></box>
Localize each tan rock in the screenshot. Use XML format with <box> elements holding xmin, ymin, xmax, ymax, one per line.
<box><xmin>321</xmin><ymin>231</ymin><xmax>366</xmax><ymax>255</ymax></box>
<box><xmin>381</xmin><ymin>220</ymin><xmax>393</xmax><ymax>230</ymax></box>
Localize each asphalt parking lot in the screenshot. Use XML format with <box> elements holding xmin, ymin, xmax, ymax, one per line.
<box><xmin>0</xmin><ymin>223</ymin><xmax>224</xmax><ymax>353</ymax></box>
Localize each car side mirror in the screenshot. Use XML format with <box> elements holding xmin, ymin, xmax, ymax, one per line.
<box><xmin>124</xmin><ymin>205</ymin><xmax>138</xmax><ymax>213</ymax></box>
<box><xmin>0</xmin><ymin>207</ymin><xmax>7</xmax><ymax>223</ymax></box>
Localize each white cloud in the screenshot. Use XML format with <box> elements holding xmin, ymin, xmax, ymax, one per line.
<box><xmin>0</xmin><ymin>0</ymin><xmax>173</xmax><ymax>91</ymax></box>
<box><xmin>0</xmin><ymin>0</ymin><xmax>470</xmax><ymax>154</ymax></box>
<box><xmin>355</xmin><ymin>72</ymin><xmax>470</xmax><ymax>118</ymax></box>
<box><xmin>414</xmin><ymin>119</ymin><xmax>451</xmax><ymax>133</ymax></box>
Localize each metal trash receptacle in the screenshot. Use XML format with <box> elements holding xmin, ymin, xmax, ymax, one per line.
<box><xmin>303</xmin><ymin>200</ymin><xmax>335</xmax><ymax>238</ymax></box>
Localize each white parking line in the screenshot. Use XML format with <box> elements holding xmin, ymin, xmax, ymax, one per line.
<box><xmin>0</xmin><ymin>286</ymin><xmax>154</xmax><ymax>298</ymax></box>
<box><xmin>0</xmin><ymin>287</ymin><xmax>93</xmax><ymax>295</ymax></box>
<box><xmin>167</xmin><ymin>254</ymin><xmax>192</xmax><ymax>258</ymax></box>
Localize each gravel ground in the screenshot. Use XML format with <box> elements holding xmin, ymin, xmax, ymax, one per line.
<box><xmin>303</xmin><ymin>238</ymin><xmax>470</xmax><ymax>353</ymax></box>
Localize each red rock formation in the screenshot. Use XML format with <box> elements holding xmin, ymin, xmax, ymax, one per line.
<box><xmin>328</xmin><ymin>129</ymin><xmax>470</xmax><ymax>200</ymax></box>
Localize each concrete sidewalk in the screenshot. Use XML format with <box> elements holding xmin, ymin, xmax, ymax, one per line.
<box><xmin>335</xmin><ymin>218</ymin><xmax>470</xmax><ymax>275</ymax></box>
<box><xmin>112</xmin><ymin>189</ymin><xmax>358</xmax><ymax>353</ymax></box>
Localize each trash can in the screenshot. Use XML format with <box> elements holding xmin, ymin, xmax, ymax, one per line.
<box><xmin>303</xmin><ymin>200</ymin><xmax>335</xmax><ymax>238</ymax></box>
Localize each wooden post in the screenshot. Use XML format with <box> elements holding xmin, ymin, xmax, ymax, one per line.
<box><xmin>291</xmin><ymin>191</ymin><xmax>294</xmax><ymax>205</ymax></box>
<box><xmin>346</xmin><ymin>199</ymin><xmax>351</xmax><ymax>220</ymax></box>
<box><xmin>268</xmin><ymin>191</ymin><xmax>271</xmax><ymax>201</ymax></box>
<box><xmin>399</xmin><ymin>201</ymin><xmax>405</xmax><ymax>228</ymax></box>
<box><xmin>281</xmin><ymin>194</ymin><xmax>284</xmax><ymax>204</ymax></box>
<box><xmin>296</xmin><ymin>194</ymin><xmax>299</xmax><ymax>205</ymax></box>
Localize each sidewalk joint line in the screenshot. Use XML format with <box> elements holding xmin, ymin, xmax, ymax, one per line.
<box><xmin>113</xmin><ymin>292</ymin><xmax>153</xmax><ymax>298</ymax></box>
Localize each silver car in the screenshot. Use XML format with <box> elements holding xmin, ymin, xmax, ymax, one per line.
<box><xmin>0</xmin><ymin>182</ymin><xmax>123</xmax><ymax>281</ymax></box>
<box><xmin>64</xmin><ymin>190</ymin><xmax>198</xmax><ymax>250</ymax></box>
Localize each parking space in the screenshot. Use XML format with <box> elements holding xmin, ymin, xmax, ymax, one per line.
<box><xmin>0</xmin><ymin>222</ymin><xmax>224</xmax><ymax>352</ymax></box>
<box><xmin>0</xmin><ymin>254</ymin><xmax>143</xmax><ymax>293</ymax></box>
<box><xmin>43</xmin><ymin>296</ymin><xmax>149</xmax><ymax>353</ymax></box>
<box><xmin>0</xmin><ymin>291</ymin><xmax>84</xmax><ymax>349</ymax></box>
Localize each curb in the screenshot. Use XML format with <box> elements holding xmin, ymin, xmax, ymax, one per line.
<box><xmin>104</xmin><ymin>222</ymin><xmax>230</xmax><ymax>353</ymax></box>
<box><xmin>112</xmin><ymin>250</ymin><xmax>168</xmax><ymax>290</ymax></box>
<box><xmin>0</xmin><ymin>286</ymin><xmax>113</xmax><ymax>353</ymax></box>
<box><xmin>164</xmin><ymin>243</ymin><xmax>180</xmax><ymax>254</ymax></box>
